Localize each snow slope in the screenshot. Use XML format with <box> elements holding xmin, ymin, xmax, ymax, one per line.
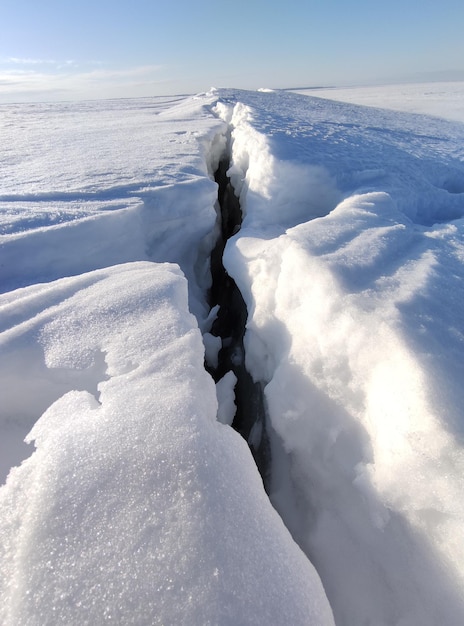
<box><xmin>0</xmin><ymin>262</ymin><xmax>332</xmax><ymax>625</ymax></box>
<box><xmin>215</xmin><ymin>89</ymin><xmax>464</xmax><ymax>625</ymax></box>
<box><xmin>0</xmin><ymin>92</ymin><xmax>334</xmax><ymax>625</ymax></box>
<box><xmin>0</xmin><ymin>95</ymin><xmax>225</xmax><ymax>320</ymax></box>
<box><xmin>1</xmin><ymin>87</ymin><xmax>464</xmax><ymax>625</ymax></box>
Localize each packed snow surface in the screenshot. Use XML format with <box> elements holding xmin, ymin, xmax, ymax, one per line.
<box><xmin>216</xmin><ymin>88</ymin><xmax>464</xmax><ymax>625</ymax></box>
<box><xmin>295</xmin><ymin>81</ymin><xmax>464</xmax><ymax>123</ymax></box>
<box><xmin>0</xmin><ymin>263</ymin><xmax>332</xmax><ymax>625</ymax></box>
<box><xmin>1</xmin><ymin>85</ymin><xmax>464</xmax><ymax>625</ymax></box>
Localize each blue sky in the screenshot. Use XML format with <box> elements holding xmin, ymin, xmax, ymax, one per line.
<box><xmin>1</xmin><ymin>0</ymin><xmax>463</xmax><ymax>101</ymax></box>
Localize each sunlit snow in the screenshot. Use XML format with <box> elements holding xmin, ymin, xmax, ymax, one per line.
<box><xmin>1</xmin><ymin>85</ymin><xmax>464</xmax><ymax>625</ymax></box>
<box><xmin>295</xmin><ymin>81</ymin><xmax>464</xmax><ymax>123</ymax></box>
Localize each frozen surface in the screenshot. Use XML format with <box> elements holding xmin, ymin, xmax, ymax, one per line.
<box><xmin>216</xmin><ymin>89</ymin><xmax>464</xmax><ymax>625</ymax></box>
<box><xmin>0</xmin><ymin>93</ymin><xmax>227</xmax><ymax>320</ymax></box>
<box><xmin>294</xmin><ymin>81</ymin><xmax>464</xmax><ymax>122</ymax></box>
<box><xmin>1</xmin><ymin>86</ymin><xmax>464</xmax><ymax>625</ymax></box>
<box><xmin>0</xmin><ymin>92</ymin><xmax>334</xmax><ymax>626</ymax></box>
<box><xmin>0</xmin><ymin>262</ymin><xmax>333</xmax><ymax>625</ymax></box>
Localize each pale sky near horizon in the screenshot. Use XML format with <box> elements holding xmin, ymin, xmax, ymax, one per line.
<box><xmin>1</xmin><ymin>0</ymin><xmax>463</xmax><ymax>102</ymax></box>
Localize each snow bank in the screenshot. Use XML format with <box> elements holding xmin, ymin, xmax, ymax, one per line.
<box><xmin>0</xmin><ymin>94</ymin><xmax>229</xmax><ymax>322</ymax></box>
<box><xmin>2</xmin><ymin>86</ymin><xmax>464</xmax><ymax>625</ymax></box>
<box><xmin>0</xmin><ymin>262</ymin><xmax>333</xmax><ymax>625</ymax></box>
<box><xmin>214</xmin><ymin>100</ymin><xmax>341</xmax><ymax>234</ymax></box>
<box><xmin>217</xmin><ymin>90</ymin><xmax>464</xmax><ymax>625</ymax></box>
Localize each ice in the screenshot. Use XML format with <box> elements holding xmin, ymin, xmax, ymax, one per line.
<box><xmin>0</xmin><ymin>94</ymin><xmax>228</xmax><ymax>322</ymax></box>
<box><xmin>216</xmin><ymin>371</ymin><xmax>238</xmax><ymax>426</ymax></box>
<box><xmin>2</xmin><ymin>85</ymin><xmax>464</xmax><ymax>625</ymax></box>
<box><xmin>295</xmin><ymin>81</ymin><xmax>464</xmax><ymax>123</ymax></box>
<box><xmin>203</xmin><ymin>331</ymin><xmax>222</xmax><ymax>370</ymax></box>
<box><xmin>217</xmin><ymin>89</ymin><xmax>464</xmax><ymax>624</ymax></box>
<box><xmin>0</xmin><ymin>262</ymin><xmax>333</xmax><ymax>625</ymax></box>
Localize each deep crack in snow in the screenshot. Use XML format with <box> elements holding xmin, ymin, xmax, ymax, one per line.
<box><xmin>208</xmin><ymin>143</ymin><xmax>270</xmax><ymax>483</ymax></box>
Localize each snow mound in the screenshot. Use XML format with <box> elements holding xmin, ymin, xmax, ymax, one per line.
<box><xmin>217</xmin><ymin>89</ymin><xmax>464</xmax><ymax>625</ymax></box>
<box><xmin>0</xmin><ymin>262</ymin><xmax>334</xmax><ymax>625</ymax></box>
<box><xmin>2</xmin><ymin>87</ymin><xmax>464</xmax><ymax>626</ymax></box>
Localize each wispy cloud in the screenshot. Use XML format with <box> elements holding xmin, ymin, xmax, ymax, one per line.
<box><xmin>5</xmin><ymin>57</ymin><xmax>57</xmax><ymax>65</ymax></box>
<box><xmin>0</xmin><ymin>62</ymin><xmax>168</xmax><ymax>101</ymax></box>
<box><xmin>1</xmin><ymin>57</ymin><xmax>80</xmax><ymax>70</ymax></box>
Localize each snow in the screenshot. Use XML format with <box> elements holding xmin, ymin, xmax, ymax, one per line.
<box><xmin>0</xmin><ymin>94</ymin><xmax>225</xmax><ymax>321</ymax></box>
<box><xmin>1</xmin><ymin>84</ymin><xmax>464</xmax><ymax>625</ymax></box>
<box><xmin>216</xmin><ymin>371</ymin><xmax>238</xmax><ymax>426</ymax></box>
<box><xmin>0</xmin><ymin>93</ymin><xmax>333</xmax><ymax>625</ymax></box>
<box><xmin>216</xmin><ymin>88</ymin><xmax>464</xmax><ymax>625</ymax></box>
<box><xmin>0</xmin><ymin>264</ymin><xmax>332</xmax><ymax>625</ymax></box>
<box><xmin>203</xmin><ymin>331</ymin><xmax>222</xmax><ymax>369</ymax></box>
<box><xmin>294</xmin><ymin>81</ymin><xmax>464</xmax><ymax>123</ymax></box>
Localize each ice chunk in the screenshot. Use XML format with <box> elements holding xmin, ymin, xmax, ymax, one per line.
<box><xmin>216</xmin><ymin>370</ymin><xmax>237</xmax><ymax>426</ymax></box>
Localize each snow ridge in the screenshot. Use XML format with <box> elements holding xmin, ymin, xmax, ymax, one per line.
<box><xmin>203</xmin><ymin>128</ymin><xmax>269</xmax><ymax>474</ymax></box>
<box><xmin>2</xmin><ymin>88</ymin><xmax>464</xmax><ymax>625</ymax></box>
<box><xmin>0</xmin><ymin>92</ymin><xmax>335</xmax><ymax>626</ymax></box>
<box><xmin>214</xmin><ymin>90</ymin><xmax>464</xmax><ymax>625</ymax></box>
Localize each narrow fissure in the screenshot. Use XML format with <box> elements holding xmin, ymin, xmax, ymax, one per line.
<box><xmin>208</xmin><ymin>146</ymin><xmax>270</xmax><ymax>485</ymax></box>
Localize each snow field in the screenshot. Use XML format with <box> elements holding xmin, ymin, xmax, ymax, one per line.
<box><xmin>1</xmin><ymin>86</ymin><xmax>464</xmax><ymax>625</ymax></box>
<box><xmin>217</xmin><ymin>90</ymin><xmax>464</xmax><ymax>624</ymax></box>
<box><xmin>0</xmin><ymin>262</ymin><xmax>334</xmax><ymax>625</ymax></box>
<box><xmin>0</xmin><ymin>93</ymin><xmax>335</xmax><ymax>625</ymax></box>
<box><xmin>0</xmin><ymin>93</ymin><xmax>229</xmax><ymax>323</ymax></box>
<box><xmin>296</xmin><ymin>81</ymin><xmax>464</xmax><ymax>123</ymax></box>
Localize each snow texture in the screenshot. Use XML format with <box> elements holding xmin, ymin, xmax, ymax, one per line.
<box><xmin>216</xmin><ymin>371</ymin><xmax>238</xmax><ymax>426</ymax></box>
<box><xmin>217</xmin><ymin>88</ymin><xmax>464</xmax><ymax>626</ymax></box>
<box><xmin>296</xmin><ymin>81</ymin><xmax>464</xmax><ymax>123</ymax></box>
<box><xmin>0</xmin><ymin>92</ymin><xmax>333</xmax><ymax>626</ymax></box>
<box><xmin>1</xmin><ymin>85</ymin><xmax>464</xmax><ymax>625</ymax></box>
<box><xmin>0</xmin><ymin>262</ymin><xmax>332</xmax><ymax>625</ymax></box>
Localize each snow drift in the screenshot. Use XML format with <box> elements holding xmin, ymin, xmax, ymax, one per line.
<box><xmin>0</xmin><ymin>262</ymin><xmax>333</xmax><ymax>625</ymax></box>
<box><xmin>215</xmin><ymin>89</ymin><xmax>464</xmax><ymax>625</ymax></box>
<box><xmin>1</xmin><ymin>86</ymin><xmax>464</xmax><ymax>625</ymax></box>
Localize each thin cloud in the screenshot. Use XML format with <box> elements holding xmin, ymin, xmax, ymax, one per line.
<box><xmin>78</xmin><ymin>65</ymin><xmax>164</xmax><ymax>81</ymax></box>
<box><xmin>2</xmin><ymin>57</ymin><xmax>79</xmax><ymax>70</ymax></box>
<box><xmin>5</xmin><ymin>57</ymin><xmax>58</xmax><ymax>65</ymax></box>
<box><xmin>0</xmin><ymin>63</ymin><xmax>168</xmax><ymax>101</ymax></box>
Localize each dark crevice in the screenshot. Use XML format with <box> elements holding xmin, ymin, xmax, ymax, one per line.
<box><xmin>207</xmin><ymin>144</ymin><xmax>270</xmax><ymax>486</ymax></box>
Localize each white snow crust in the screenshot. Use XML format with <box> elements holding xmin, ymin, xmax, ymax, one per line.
<box><xmin>216</xmin><ymin>89</ymin><xmax>464</xmax><ymax>625</ymax></box>
<box><xmin>0</xmin><ymin>92</ymin><xmax>334</xmax><ymax>626</ymax></box>
<box><xmin>295</xmin><ymin>81</ymin><xmax>464</xmax><ymax>123</ymax></box>
<box><xmin>1</xmin><ymin>85</ymin><xmax>464</xmax><ymax>625</ymax></box>
<box><xmin>0</xmin><ymin>262</ymin><xmax>332</xmax><ymax>625</ymax></box>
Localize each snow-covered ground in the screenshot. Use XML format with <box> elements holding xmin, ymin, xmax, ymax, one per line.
<box><xmin>294</xmin><ymin>81</ymin><xmax>464</xmax><ymax>122</ymax></box>
<box><xmin>1</xmin><ymin>85</ymin><xmax>464</xmax><ymax>625</ymax></box>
